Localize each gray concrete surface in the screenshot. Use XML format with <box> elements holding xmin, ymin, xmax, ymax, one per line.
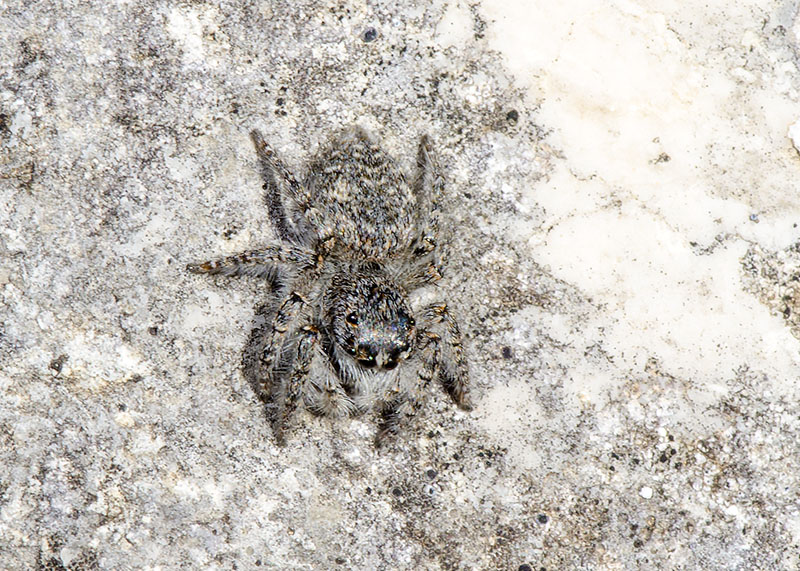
<box><xmin>2</xmin><ymin>1</ymin><xmax>799</xmax><ymax>569</ymax></box>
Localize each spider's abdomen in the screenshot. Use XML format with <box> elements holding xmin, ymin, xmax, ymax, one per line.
<box><xmin>299</xmin><ymin>129</ymin><xmax>418</xmax><ymax>259</ymax></box>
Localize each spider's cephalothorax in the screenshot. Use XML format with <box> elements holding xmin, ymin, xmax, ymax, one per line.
<box><xmin>324</xmin><ymin>269</ymin><xmax>416</xmax><ymax>372</ymax></box>
<box><xmin>188</xmin><ymin>127</ymin><xmax>471</xmax><ymax>445</ymax></box>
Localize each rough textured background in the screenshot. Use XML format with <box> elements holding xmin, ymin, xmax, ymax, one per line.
<box><xmin>2</xmin><ymin>0</ymin><xmax>800</xmax><ymax>569</ymax></box>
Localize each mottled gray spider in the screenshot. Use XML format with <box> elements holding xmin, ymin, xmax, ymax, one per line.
<box><xmin>188</xmin><ymin>127</ymin><xmax>471</xmax><ymax>445</ymax></box>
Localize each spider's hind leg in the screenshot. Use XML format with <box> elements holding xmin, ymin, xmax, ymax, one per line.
<box><xmin>394</xmin><ymin>134</ymin><xmax>446</xmax><ymax>290</ymax></box>
<box><xmin>413</xmin><ymin>134</ymin><xmax>444</xmax><ymax>251</ymax></box>
<box><xmin>250</xmin><ymin>130</ymin><xmax>314</xmax><ymax>245</ymax></box>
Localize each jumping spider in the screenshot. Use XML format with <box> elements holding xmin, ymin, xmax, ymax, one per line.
<box><xmin>188</xmin><ymin>127</ymin><xmax>472</xmax><ymax>445</ymax></box>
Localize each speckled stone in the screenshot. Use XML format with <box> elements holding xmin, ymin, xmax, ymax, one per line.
<box><xmin>2</xmin><ymin>0</ymin><xmax>800</xmax><ymax>569</ymax></box>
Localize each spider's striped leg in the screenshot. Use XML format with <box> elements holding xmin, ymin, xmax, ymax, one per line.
<box><xmin>413</xmin><ymin>134</ymin><xmax>444</xmax><ymax>243</ymax></box>
<box><xmin>397</xmin><ymin>256</ymin><xmax>442</xmax><ymax>289</ymax></box>
<box><xmin>272</xmin><ymin>324</ymin><xmax>319</xmax><ymax>445</ymax></box>
<box><xmin>258</xmin><ymin>290</ymin><xmax>306</xmax><ymax>391</ymax></box>
<box><xmin>187</xmin><ymin>244</ymin><xmax>315</xmax><ymax>283</ymax></box>
<box><xmin>420</xmin><ymin>302</ymin><xmax>472</xmax><ymax>410</ymax></box>
<box><xmin>251</xmin><ymin>130</ymin><xmax>314</xmax><ymax>245</ymax></box>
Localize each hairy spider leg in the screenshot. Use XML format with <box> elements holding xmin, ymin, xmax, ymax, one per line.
<box><xmin>420</xmin><ymin>302</ymin><xmax>472</xmax><ymax>410</ymax></box>
<box><xmin>273</xmin><ymin>324</ymin><xmax>319</xmax><ymax>445</ymax></box>
<box><xmin>186</xmin><ymin>245</ymin><xmax>315</xmax><ymax>282</ymax></box>
<box><xmin>250</xmin><ymin>129</ymin><xmax>314</xmax><ymax>246</ymax></box>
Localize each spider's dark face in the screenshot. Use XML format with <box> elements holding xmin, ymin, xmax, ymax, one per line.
<box><xmin>327</xmin><ymin>271</ymin><xmax>416</xmax><ymax>371</ymax></box>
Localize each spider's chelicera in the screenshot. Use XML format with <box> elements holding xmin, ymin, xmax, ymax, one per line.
<box><xmin>188</xmin><ymin>127</ymin><xmax>472</xmax><ymax>445</ymax></box>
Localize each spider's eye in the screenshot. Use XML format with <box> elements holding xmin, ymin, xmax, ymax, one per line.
<box><xmin>345</xmin><ymin>312</ymin><xmax>359</xmax><ymax>327</ymax></box>
<box><xmin>408</xmin><ymin>317</ymin><xmax>415</xmax><ymax>327</ymax></box>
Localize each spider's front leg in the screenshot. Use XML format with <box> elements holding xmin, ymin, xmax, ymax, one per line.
<box><xmin>272</xmin><ymin>323</ymin><xmax>319</xmax><ymax>445</ymax></box>
<box><xmin>259</xmin><ymin>291</ymin><xmax>315</xmax><ymax>445</ymax></box>
<box><xmin>418</xmin><ymin>302</ymin><xmax>472</xmax><ymax>410</ymax></box>
<box><xmin>375</xmin><ymin>304</ymin><xmax>472</xmax><ymax>446</ymax></box>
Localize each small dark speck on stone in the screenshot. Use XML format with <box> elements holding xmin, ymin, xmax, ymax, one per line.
<box><xmin>276</xmin><ymin>97</ymin><xmax>285</xmax><ymax>107</ymax></box>
<box><xmin>463</xmin><ymin>192</ymin><xmax>472</xmax><ymax>199</ymax></box>
<box><xmin>750</xmin><ymin>213</ymin><xmax>759</xmax><ymax>223</ymax></box>
<box><xmin>118</xmin><ymin>403</ymin><xmax>127</xmax><ymax>411</ymax></box>
<box><xmin>502</xmin><ymin>346</ymin><xmax>513</xmax><ymax>359</ymax></box>
<box><xmin>335</xmin><ymin>557</ymin><xmax>346</xmax><ymax>565</ymax></box>
<box><xmin>363</xmin><ymin>27</ymin><xmax>377</xmax><ymax>42</ymax></box>
<box><xmin>255</xmin><ymin>560</ymin><xmax>261</xmax><ymax>566</ymax></box>
<box><xmin>537</xmin><ymin>513</ymin><xmax>549</xmax><ymax>524</ymax></box>
<box><xmin>518</xmin><ymin>565</ymin><xmax>533</xmax><ymax>571</ymax></box>
<box><xmin>426</xmin><ymin>469</ymin><xmax>437</xmax><ymax>480</ymax></box>
<box><xmin>365</xmin><ymin>486</ymin><xmax>372</xmax><ymax>494</ymax></box>
<box><xmin>659</xmin><ymin>453</ymin><xmax>668</xmax><ymax>463</ymax></box>
<box><xmin>49</xmin><ymin>354</ymin><xmax>68</xmax><ymax>373</ymax></box>
<box><xmin>634</xmin><ymin>539</ymin><xmax>644</xmax><ymax>548</ymax></box>
<box><xmin>506</xmin><ymin>109</ymin><xmax>519</xmax><ymax>123</ymax></box>
<box><xmin>148</xmin><ymin>326</ymin><xmax>158</xmax><ymax>336</ymax></box>
<box><xmin>452</xmin><ymin>453</ymin><xmax>460</xmax><ymax>460</ymax></box>
<box><xmin>392</xmin><ymin>487</ymin><xmax>402</xmax><ymax>497</ymax></box>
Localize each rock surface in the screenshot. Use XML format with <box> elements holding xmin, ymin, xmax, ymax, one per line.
<box><xmin>2</xmin><ymin>0</ymin><xmax>800</xmax><ymax>569</ymax></box>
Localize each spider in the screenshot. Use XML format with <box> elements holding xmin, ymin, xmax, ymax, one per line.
<box><xmin>187</xmin><ymin>127</ymin><xmax>472</xmax><ymax>446</ymax></box>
